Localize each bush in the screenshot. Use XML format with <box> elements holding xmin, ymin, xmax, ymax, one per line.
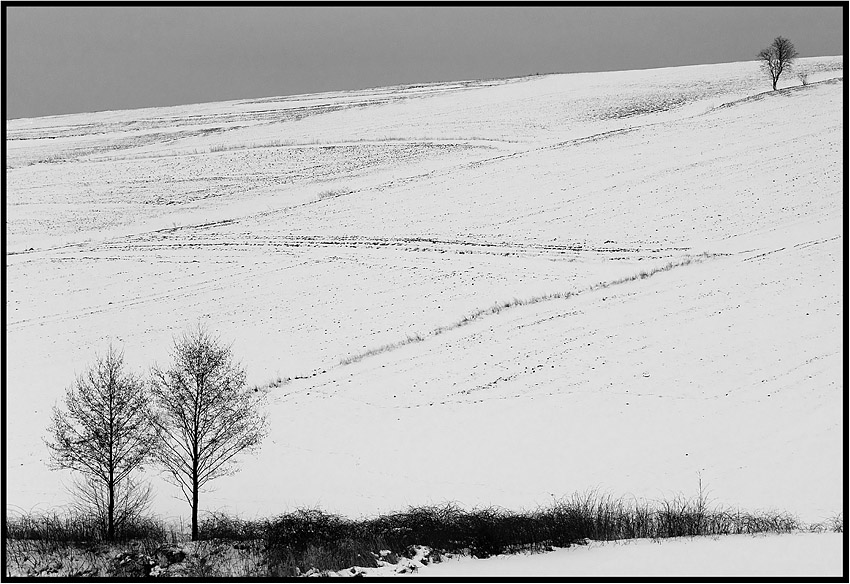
<box><xmin>263</xmin><ymin>509</ymin><xmax>382</xmax><ymax>575</ymax></box>
<box><xmin>198</xmin><ymin>512</ymin><xmax>265</xmax><ymax>541</ymax></box>
<box><xmin>6</xmin><ymin>491</ymin><xmax>827</xmax><ymax>576</ymax></box>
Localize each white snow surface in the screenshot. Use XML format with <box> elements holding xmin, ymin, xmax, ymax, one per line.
<box><xmin>5</xmin><ymin>58</ymin><xmax>844</xmax><ymax>531</ymax></box>
<box><xmin>409</xmin><ymin>533</ymin><xmax>845</xmax><ymax>577</ymax></box>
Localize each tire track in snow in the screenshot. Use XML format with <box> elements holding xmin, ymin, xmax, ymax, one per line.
<box><xmin>17</xmin><ymin>77</ymin><xmax>801</xmax><ymax>253</ymax></box>
<box><xmin>97</xmin><ymin>232</ymin><xmax>690</xmax><ymax>262</ymax></box>
<box><xmin>247</xmin><ymin>78</ymin><xmax>795</xmax><ymax>220</ymax></box>
<box><xmin>6</xmin><ymin>259</ymin><xmax>313</xmax><ymax>330</ymax></box>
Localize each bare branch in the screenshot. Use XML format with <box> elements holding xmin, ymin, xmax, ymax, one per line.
<box><xmin>758</xmin><ymin>36</ymin><xmax>799</xmax><ymax>91</ymax></box>
<box><xmin>148</xmin><ymin>324</ymin><xmax>268</xmax><ymax>540</ymax></box>
<box><xmin>69</xmin><ymin>474</ymin><xmax>154</xmax><ymax>537</ymax></box>
<box><xmin>45</xmin><ymin>345</ymin><xmax>155</xmax><ymax>540</ymax></box>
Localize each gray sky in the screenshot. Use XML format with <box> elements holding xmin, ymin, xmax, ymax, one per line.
<box><xmin>4</xmin><ymin>5</ymin><xmax>844</xmax><ymax>119</ymax></box>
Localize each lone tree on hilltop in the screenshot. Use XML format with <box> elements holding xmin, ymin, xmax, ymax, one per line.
<box><xmin>46</xmin><ymin>346</ymin><xmax>155</xmax><ymax>541</ymax></box>
<box><xmin>149</xmin><ymin>325</ymin><xmax>268</xmax><ymax>540</ymax></box>
<box><xmin>758</xmin><ymin>36</ymin><xmax>799</xmax><ymax>91</ymax></box>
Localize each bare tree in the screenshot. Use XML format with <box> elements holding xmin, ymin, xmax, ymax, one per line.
<box><xmin>69</xmin><ymin>474</ymin><xmax>154</xmax><ymax>537</ymax></box>
<box><xmin>797</xmin><ymin>69</ymin><xmax>810</xmax><ymax>86</ymax></box>
<box><xmin>758</xmin><ymin>36</ymin><xmax>799</xmax><ymax>91</ymax></box>
<box><xmin>149</xmin><ymin>325</ymin><xmax>267</xmax><ymax>540</ymax></box>
<box><xmin>46</xmin><ymin>346</ymin><xmax>155</xmax><ymax>540</ymax></box>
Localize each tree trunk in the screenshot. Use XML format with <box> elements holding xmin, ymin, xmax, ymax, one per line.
<box><xmin>107</xmin><ymin>477</ymin><xmax>115</xmax><ymax>541</ymax></box>
<box><xmin>191</xmin><ymin>476</ymin><xmax>199</xmax><ymax>541</ymax></box>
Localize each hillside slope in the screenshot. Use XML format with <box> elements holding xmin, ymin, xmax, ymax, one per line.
<box><xmin>5</xmin><ymin>57</ymin><xmax>843</xmax><ymax>523</ymax></box>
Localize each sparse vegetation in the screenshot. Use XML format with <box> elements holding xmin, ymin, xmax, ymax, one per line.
<box><xmin>808</xmin><ymin>512</ymin><xmax>844</xmax><ymax>533</ymax></box>
<box><xmin>66</xmin><ymin>475</ymin><xmax>155</xmax><ymax>543</ymax></box>
<box><xmin>339</xmin><ymin>332</ymin><xmax>425</xmax><ymax>366</ymax></box>
<box><xmin>208</xmin><ymin>138</ymin><xmax>307</xmax><ymax>153</ymax></box>
<box><xmin>7</xmin><ymin>490</ymin><xmax>827</xmax><ymax>577</ymax></box>
<box><xmin>339</xmin><ymin>254</ymin><xmax>716</xmax><ymax>366</ymax></box>
<box><xmin>204</xmin><ymin>135</ymin><xmax>509</xmax><ymax>155</ymax></box>
<box><xmin>4</xmin><ymin>510</ymin><xmax>168</xmax><ymax>544</ymax></box>
<box><xmin>316</xmin><ymin>188</ymin><xmax>351</xmax><ymax>201</ymax></box>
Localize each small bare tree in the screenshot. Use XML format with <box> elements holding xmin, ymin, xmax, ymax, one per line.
<box><xmin>758</xmin><ymin>36</ymin><xmax>799</xmax><ymax>91</ymax></box>
<box><xmin>149</xmin><ymin>325</ymin><xmax>267</xmax><ymax>540</ymax></box>
<box><xmin>69</xmin><ymin>474</ymin><xmax>154</xmax><ymax>536</ymax></box>
<box><xmin>797</xmin><ymin>69</ymin><xmax>810</xmax><ymax>86</ymax></box>
<box><xmin>46</xmin><ymin>346</ymin><xmax>155</xmax><ymax>540</ymax></box>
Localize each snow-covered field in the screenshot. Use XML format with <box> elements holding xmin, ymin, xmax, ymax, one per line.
<box><xmin>5</xmin><ymin>53</ymin><xmax>844</xmax><ymax>563</ymax></box>
<box><xmin>409</xmin><ymin>533</ymin><xmax>845</xmax><ymax>577</ymax></box>
<box><xmin>5</xmin><ymin>532</ymin><xmax>844</xmax><ymax>577</ymax></box>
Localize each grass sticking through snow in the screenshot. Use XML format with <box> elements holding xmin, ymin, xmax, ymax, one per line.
<box><xmin>6</xmin><ymin>490</ymin><xmax>830</xmax><ymax>577</ymax></box>
<box><xmin>339</xmin><ymin>253</ymin><xmax>715</xmax><ymax>366</ymax></box>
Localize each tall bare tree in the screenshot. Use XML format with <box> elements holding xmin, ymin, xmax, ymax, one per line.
<box><xmin>46</xmin><ymin>346</ymin><xmax>155</xmax><ymax>540</ymax></box>
<box><xmin>149</xmin><ymin>325</ymin><xmax>267</xmax><ymax>540</ymax></box>
<box><xmin>758</xmin><ymin>36</ymin><xmax>799</xmax><ymax>91</ymax></box>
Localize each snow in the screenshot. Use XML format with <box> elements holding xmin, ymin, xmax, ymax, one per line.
<box><xmin>410</xmin><ymin>533</ymin><xmax>845</xmax><ymax>577</ymax></box>
<box><xmin>5</xmin><ymin>534</ymin><xmax>842</xmax><ymax>577</ymax></box>
<box><xmin>4</xmin><ymin>54</ymin><xmax>844</xmax><ymax>544</ymax></box>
